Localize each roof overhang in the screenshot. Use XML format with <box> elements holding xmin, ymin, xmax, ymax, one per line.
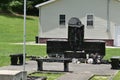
<box><xmin>35</xmin><ymin>0</ymin><xmax>56</xmax><ymax>8</ymax></box>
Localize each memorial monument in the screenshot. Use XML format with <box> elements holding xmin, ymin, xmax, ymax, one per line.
<box><xmin>47</xmin><ymin>17</ymin><xmax>105</xmax><ymax>59</ymax></box>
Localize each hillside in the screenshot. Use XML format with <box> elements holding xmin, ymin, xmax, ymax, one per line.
<box><xmin>0</xmin><ymin>13</ymin><xmax>38</xmax><ymax>43</ymax></box>
<box><xmin>0</xmin><ymin>13</ymin><xmax>47</xmax><ymax>66</ymax></box>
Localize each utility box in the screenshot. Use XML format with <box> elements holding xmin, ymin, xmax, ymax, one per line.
<box><xmin>0</xmin><ymin>70</ymin><xmax>27</xmax><ymax>80</ymax></box>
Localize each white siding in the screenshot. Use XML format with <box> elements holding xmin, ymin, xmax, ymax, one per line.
<box><xmin>38</xmin><ymin>0</ymin><xmax>120</xmax><ymax>40</ymax></box>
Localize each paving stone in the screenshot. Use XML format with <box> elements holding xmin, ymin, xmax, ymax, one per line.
<box><xmin>0</xmin><ymin>61</ymin><xmax>118</xmax><ymax>80</ymax></box>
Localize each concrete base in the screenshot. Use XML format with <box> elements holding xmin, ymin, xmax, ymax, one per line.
<box><xmin>0</xmin><ymin>70</ymin><xmax>27</xmax><ymax>80</ymax></box>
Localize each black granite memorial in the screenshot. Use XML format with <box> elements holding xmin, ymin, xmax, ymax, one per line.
<box><xmin>68</xmin><ymin>17</ymin><xmax>84</xmax><ymax>51</ymax></box>
<box><xmin>36</xmin><ymin>17</ymin><xmax>105</xmax><ymax>71</ymax></box>
<box><xmin>47</xmin><ymin>17</ymin><xmax>105</xmax><ymax>59</ymax></box>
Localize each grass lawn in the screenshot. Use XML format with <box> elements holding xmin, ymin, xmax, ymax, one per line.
<box><xmin>91</xmin><ymin>71</ymin><xmax>120</xmax><ymax>80</ymax></box>
<box><xmin>0</xmin><ymin>13</ymin><xmax>47</xmax><ymax>66</ymax></box>
<box><xmin>0</xmin><ymin>13</ymin><xmax>38</xmax><ymax>43</ymax></box>
<box><xmin>0</xmin><ymin>43</ymin><xmax>46</xmax><ymax>66</ymax></box>
<box><xmin>113</xmin><ymin>71</ymin><xmax>120</xmax><ymax>80</ymax></box>
<box><xmin>0</xmin><ymin>13</ymin><xmax>120</xmax><ymax>79</ymax></box>
<box><xmin>104</xmin><ymin>48</ymin><xmax>120</xmax><ymax>60</ymax></box>
<box><xmin>29</xmin><ymin>72</ymin><xmax>64</xmax><ymax>80</ymax></box>
<box><xmin>90</xmin><ymin>75</ymin><xmax>110</xmax><ymax>80</ymax></box>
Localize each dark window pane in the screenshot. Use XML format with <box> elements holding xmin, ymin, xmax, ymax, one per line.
<box><xmin>87</xmin><ymin>14</ymin><xmax>94</xmax><ymax>26</ymax></box>
<box><xmin>87</xmin><ymin>21</ymin><xmax>93</xmax><ymax>26</ymax></box>
<box><xmin>87</xmin><ymin>15</ymin><xmax>93</xmax><ymax>20</ymax></box>
<box><xmin>59</xmin><ymin>15</ymin><xmax>65</xmax><ymax>25</ymax></box>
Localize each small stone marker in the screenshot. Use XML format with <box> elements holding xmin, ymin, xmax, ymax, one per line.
<box><xmin>0</xmin><ymin>70</ymin><xmax>27</xmax><ymax>80</ymax></box>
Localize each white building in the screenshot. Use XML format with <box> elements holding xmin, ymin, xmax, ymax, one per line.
<box><xmin>35</xmin><ymin>0</ymin><xmax>120</xmax><ymax>46</ymax></box>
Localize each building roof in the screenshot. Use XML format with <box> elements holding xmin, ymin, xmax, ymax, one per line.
<box><xmin>35</xmin><ymin>0</ymin><xmax>120</xmax><ymax>8</ymax></box>
<box><xmin>35</xmin><ymin>0</ymin><xmax>56</xmax><ymax>8</ymax></box>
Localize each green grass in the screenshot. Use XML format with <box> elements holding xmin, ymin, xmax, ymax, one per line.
<box><xmin>104</xmin><ymin>48</ymin><xmax>120</xmax><ymax>60</ymax></box>
<box><xmin>0</xmin><ymin>13</ymin><xmax>38</xmax><ymax>43</ymax></box>
<box><xmin>113</xmin><ymin>71</ymin><xmax>120</xmax><ymax>80</ymax></box>
<box><xmin>29</xmin><ymin>72</ymin><xmax>64</xmax><ymax>80</ymax></box>
<box><xmin>0</xmin><ymin>13</ymin><xmax>47</xmax><ymax>67</ymax></box>
<box><xmin>0</xmin><ymin>43</ymin><xmax>46</xmax><ymax>56</ymax></box>
<box><xmin>0</xmin><ymin>43</ymin><xmax>47</xmax><ymax>67</ymax></box>
<box><xmin>90</xmin><ymin>75</ymin><xmax>110</xmax><ymax>80</ymax></box>
<box><xmin>91</xmin><ymin>71</ymin><xmax>120</xmax><ymax>80</ymax></box>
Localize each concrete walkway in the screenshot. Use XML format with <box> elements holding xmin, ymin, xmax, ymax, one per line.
<box><xmin>58</xmin><ymin>63</ymin><xmax>118</xmax><ymax>80</ymax></box>
<box><xmin>0</xmin><ymin>61</ymin><xmax>37</xmax><ymax>73</ymax></box>
<box><xmin>0</xmin><ymin>61</ymin><xmax>118</xmax><ymax>80</ymax></box>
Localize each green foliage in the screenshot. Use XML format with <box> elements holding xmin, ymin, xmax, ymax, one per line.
<box><xmin>0</xmin><ymin>0</ymin><xmax>12</xmax><ymax>4</ymax></box>
<box><xmin>0</xmin><ymin>0</ymin><xmax>12</xmax><ymax>12</ymax></box>
<box><xmin>0</xmin><ymin>0</ymin><xmax>49</xmax><ymax>15</ymax></box>
<box><xmin>9</xmin><ymin>1</ymin><xmax>23</xmax><ymax>14</ymax></box>
<box><xmin>0</xmin><ymin>4</ymin><xmax>10</xmax><ymax>12</ymax></box>
<box><xmin>25</xmin><ymin>0</ymin><xmax>49</xmax><ymax>15</ymax></box>
<box><xmin>8</xmin><ymin>0</ymin><xmax>49</xmax><ymax>15</ymax></box>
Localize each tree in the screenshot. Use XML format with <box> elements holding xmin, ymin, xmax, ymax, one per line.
<box><xmin>0</xmin><ymin>0</ymin><xmax>13</xmax><ymax>12</ymax></box>
<box><xmin>9</xmin><ymin>0</ymin><xmax>49</xmax><ymax>15</ymax></box>
<box><xmin>26</xmin><ymin>0</ymin><xmax>49</xmax><ymax>15</ymax></box>
<box><xmin>0</xmin><ymin>0</ymin><xmax>12</xmax><ymax>4</ymax></box>
<box><xmin>9</xmin><ymin>0</ymin><xmax>23</xmax><ymax>14</ymax></box>
<box><xmin>0</xmin><ymin>0</ymin><xmax>49</xmax><ymax>15</ymax></box>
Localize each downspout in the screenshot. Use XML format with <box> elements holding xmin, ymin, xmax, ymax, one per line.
<box><xmin>107</xmin><ymin>0</ymin><xmax>110</xmax><ymax>32</ymax></box>
<box><xmin>38</xmin><ymin>7</ymin><xmax>42</xmax><ymax>42</ymax></box>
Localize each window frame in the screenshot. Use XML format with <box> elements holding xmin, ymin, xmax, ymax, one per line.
<box><xmin>86</xmin><ymin>14</ymin><xmax>94</xmax><ymax>27</ymax></box>
<box><xmin>59</xmin><ymin>14</ymin><xmax>66</xmax><ymax>25</ymax></box>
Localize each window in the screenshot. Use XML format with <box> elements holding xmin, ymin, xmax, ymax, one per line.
<box><xmin>87</xmin><ymin>14</ymin><xmax>94</xmax><ymax>26</ymax></box>
<box><xmin>59</xmin><ymin>14</ymin><xmax>66</xmax><ymax>25</ymax></box>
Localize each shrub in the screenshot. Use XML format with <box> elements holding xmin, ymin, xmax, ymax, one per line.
<box><xmin>9</xmin><ymin>1</ymin><xmax>23</xmax><ymax>14</ymax></box>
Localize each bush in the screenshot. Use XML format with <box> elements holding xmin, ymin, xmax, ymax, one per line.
<box><xmin>9</xmin><ymin>1</ymin><xmax>23</xmax><ymax>14</ymax></box>
<box><xmin>9</xmin><ymin>0</ymin><xmax>38</xmax><ymax>15</ymax></box>
<box><xmin>0</xmin><ymin>3</ymin><xmax>10</xmax><ymax>13</ymax></box>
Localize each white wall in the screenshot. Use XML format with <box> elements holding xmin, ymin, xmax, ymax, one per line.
<box><xmin>110</xmin><ymin>0</ymin><xmax>120</xmax><ymax>46</ymax></box>
<box><xmin>38</xmin><ymin>0</ymin><xmax>120</xmax><ymax>40</ymax></box>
